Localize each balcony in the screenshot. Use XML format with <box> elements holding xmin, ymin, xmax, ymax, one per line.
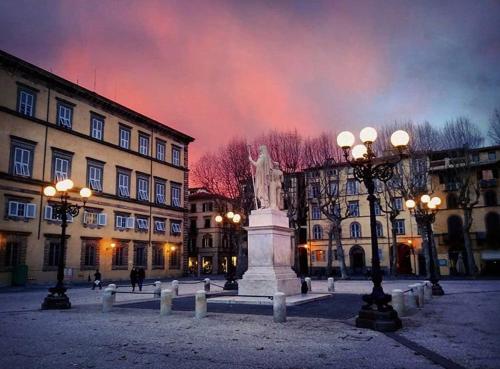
<box><xmin>480</xmin><ymin>179</ymin><xmax>497</xmax><ymax>188</ymax></box>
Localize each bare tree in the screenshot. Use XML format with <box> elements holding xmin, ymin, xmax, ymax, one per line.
<box><xmin>441</xmin><ymin>117</ymin><xmax>484</xmax><ymax>149</ymax></box>
<box><xmin>488</xmin><ymin>109</ymin><xmax>500</xmax><ymax>145</ymax></box>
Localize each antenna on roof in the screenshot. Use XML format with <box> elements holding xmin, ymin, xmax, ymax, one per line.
<box><xmin>93</xmin><ymin>68</ymin><xmax>97</xmax><ymax>91</ymax></box>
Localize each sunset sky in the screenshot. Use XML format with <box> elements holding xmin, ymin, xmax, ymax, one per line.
<box><xmin>1</xmin><ymin>0</ymin><xmax>499</xmax><ymax>163</ymax></box>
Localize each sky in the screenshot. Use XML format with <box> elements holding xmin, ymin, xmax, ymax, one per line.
<box><xmin>0</xmin><ymin>0</ymin><xmax>499</xmax><ymax>163</ymax></box>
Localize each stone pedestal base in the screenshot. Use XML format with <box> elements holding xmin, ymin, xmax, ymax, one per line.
<box><xmin>355</xmin><ymin>308</ymin><xmax>402</xmax><ymax>332</ymax></box>
<box><xmin>238</xmin><ymin>209</ymin><xmax>300</xmax><ymax>297</ymax></box>
<box><xmin>432</xmin><ymin>283</ymin><xmax>445</xmax><ymax>296</ymax></box>
<box><xmin>41</xmin><ymin>294</ymin><xmax>71</xmax><ymax>310</ymax></box>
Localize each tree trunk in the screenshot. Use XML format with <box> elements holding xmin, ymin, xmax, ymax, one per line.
<box><xmin>419</xmin><ymin>223</ymin><xmax>431</xmax><ymax>279</ymax></box>
<box><xmin>462</xmin><ymin>208</ymin><xmax>478</xmax><ymax>276</ymax></box>
<box><xmin>428</xmin><ymin>228</ymin><xmax>441</xmax><ymax>278</ymax></box>
<box><xmin>390</xmin><ymin>223</ymin><xmax>398</xmax><ymax>276</ymax></box>
<box><xmin>326</xmin><ymin>229</ymin><xmax>334</xmax><ymax>277</ymax></box>
<box><xmin>334</xmin><ymin>226</ymin><xmax>348</xmax><ymax>279</ymax></box>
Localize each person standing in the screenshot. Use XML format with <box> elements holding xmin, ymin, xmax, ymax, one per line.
<box><xmin>130</xmin><ymin>267</ymin><xmax>138</xmax><ymax>292</ymax></box>
<box><xmin>137</xmin><ymin>267</ymin><xmax>146</xmax><ymax>292</ymax></box>
<box><xmin>92</xmin><ymin>269</ymin><xmax>102</xmax><ymax>290</ymax></box>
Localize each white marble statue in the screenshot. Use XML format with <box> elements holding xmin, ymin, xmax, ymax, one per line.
<box><xmin>249</xmin><ymin>145</ymin><xmax>283</xmax><ymax>210</ymax></box>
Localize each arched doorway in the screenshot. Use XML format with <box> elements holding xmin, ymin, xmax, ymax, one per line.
<box><xmin>349</xmin><ymin>245</ymin><xmax>365</xmax><ymax>275</ymax></box>
<box><xmin>397</xmin><ymin>243</ymin><xmax>413</xmax><ymax>274</ymax></box>
<box><xmin>447</xmin><ymin>215</ymin><xmax>466</xmax><ymax>275</ymax></box>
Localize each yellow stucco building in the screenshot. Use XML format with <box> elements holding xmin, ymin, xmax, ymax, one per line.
<box><xmin>0</xmin><ymin>51</ymin><xmax>194</xmax><ymax>286</ymax></box>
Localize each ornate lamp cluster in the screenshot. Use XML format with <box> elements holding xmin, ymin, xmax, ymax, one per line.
<box><xmin>215</xmin><ymin>211</ymin><xmax>242</xmax><ymax>290</ymax></box>
<box><xmin>405</xmin><ymin>194</ymin><xmax>445</xmax><ymax>296</ymax></box>
<box><xmin>336</xmin><ymin>127</ymin><xmax>409</xmax><ymax>332</ymax></box>
<box><xmin>41</xmin><ymin>179</ymin><xmax>92</xmax><ymax>310</ymax></box>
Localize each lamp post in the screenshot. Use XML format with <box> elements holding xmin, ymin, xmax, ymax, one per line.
<box><xmin>405</xmin><ymin>195</ymin><xmax>445</xmax><ymax>295</ymax></box>
<box><xmin>41</xmin><ymin>179</ymin><xmax>92</xmax><ymax>309</ymax></box>
<box><xmin>215</xmin><ymin>211</ymin><xmax>241</xmax><ymax>290</ymax></box>
<box><xmin>337</xmin><ymin>127</ymin><xmax>409</xmax><ymax>332</ymax></box>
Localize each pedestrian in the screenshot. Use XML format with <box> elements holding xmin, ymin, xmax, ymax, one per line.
<box><xmin>137</xmin><ymin>267</ymin><xmax>145</xmax><ymax>291</ymax></box>
<box><xmin>92</xmin><ymin>269</ymin><xmax>102</xmax><ymax>290</ymax></box>
<box><xmin>130</xmin><ymin>267</ymin><xmax>138</xmax><ymax>292</ymax></box>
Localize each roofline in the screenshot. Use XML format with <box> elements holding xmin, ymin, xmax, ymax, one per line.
<box><xmin>0</xmin><ymin>49</ymin><xmax>194</xmax><ymax>144</ymax></box>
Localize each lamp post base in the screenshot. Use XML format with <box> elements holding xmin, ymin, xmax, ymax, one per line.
<box><xmin>223</xmin><ymin>280</ymin><xmax>238</xmax><ymax>291</ymax></box>
<box><xmin>355</xmin><ymin>307</ymin><xmax>402</xmax><ymax>332</ymax></box>
<box><xmin>432</xmin><ymin>283</ymin><xmax>445</xmax><ymax>296</ymax></box>
<box><xmin>41</xmin><ymin>294</ymin><xmax>71</xmax><ymax>310</ymax></box>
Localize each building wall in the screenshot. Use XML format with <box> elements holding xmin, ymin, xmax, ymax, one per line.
<box><xmin>0</xmin><ymin>52</ymin><xmax>193</xmax><ymax>286</ymax></box>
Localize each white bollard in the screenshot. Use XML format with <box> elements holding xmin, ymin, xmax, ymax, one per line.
<box><xmin>160</xmin><ymin>289</ymin><xmax>173</xmax><ymax>316</ymax></box>
<box><xmin>204</xmin><ymin>278</ymin><xmax>211</xmax><ymax>292</ymax></box>
<box><xmin>405</xmin><ymin>289</ymin><xmax>418</xmax><ymax>310</ymax></box>
<box><xmin>327</xmin><ymin>277</ymin><xmax>335</xmax><ymax>292</ymax></box>
<box><xmin>391</xmin><ymin>289</ymin><xmax>404</xmax><ymax>316</ymax></box>
<box><xmin>424</xmin><ymin>281</ymin><xmax>432</xmax><ymax>300</ymax></box>
<box><xmin>171</xmin><ymin>280</ymin><xmax>179</xmax><ymax>297</ymax></box>
<box><xmin>107</xmin><ymin>284</ymin><xmax>117</xmax><ymax>303</ymax></box>
<box><xmin>305</xmin><ymin>277</ymin><xmax>312</xmax><ymax>292</ymax></box>
<box><xmin>153</xmin><ymin>281</ymin><xmax>162</xmax><ymax>298</ymax></box>
<box><xmin>102</xmin><ymin>288</ymin><xmax>113</xmax><ymax>313</ymax></box>
<box><xmin>417</xmin><ymin>284</ymin><xmax>425</xmax><ymax>307</ymax></box>
<box><xmin>409</xmin><ymin>284</ymin><xmax>423</xmax><ymax>307</ymax></box>
<box><xmin>195</xmin><ymin>290</ymin><xmax>207</xmax><ymax>319</ymax></box>
<box><xmin>273</xmin><ymin>292</ymin><xmax>286</xmax><ymax>323</ymax></box>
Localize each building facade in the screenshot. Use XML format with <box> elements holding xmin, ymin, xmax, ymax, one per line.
<box><xmin>0</xmin><ymin>51</ymin><xmax>194</xmax><ymax>286</ymax></box>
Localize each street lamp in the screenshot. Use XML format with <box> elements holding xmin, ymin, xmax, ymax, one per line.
<box><xmin>215</xmin><ymin>211</ymin><xmax>241</xmax><ymax>290</ymax></box>
<box><xmin>405</xmin><ymin>195</ymin><xmax>445</xmax><ymax>295</ymax></box>
<box><xmin>41</xmin><ymin>179</ymin><xmax>92</xmax><ymax>309</ymax></box>
<box><xmin>337</xmin><ymin>126</ymin><xmax>409</xmax><ymax>332</ymax></box>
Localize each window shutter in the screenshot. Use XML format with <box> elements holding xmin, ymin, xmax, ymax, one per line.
<box><xmin>66</xmin><ymin>212</ymin><xmax>74</xmax><ymax>223</ymax></box>
<box><xmin>98</xmin><ymin>213</ymin><xmax>107</xmax><ymax>226</ymax></box>
<box><xmin>126</xmin><ymin>216</ymin><xmax>135</xmax><ymax>229</ymax></box>
<box><xmin>8</xmin><ymin>201</ymin><xmax>18</xmax><ymax>217</ymax></box>
<box><xmin>25</xmin><ymin>203</ymin><xmax>36</xmax><ymax>218</ymax></box>
<box><xmin>44</xmin><ymin>205</ymin><xmax>53</xmax><ymax>220</ymax></box>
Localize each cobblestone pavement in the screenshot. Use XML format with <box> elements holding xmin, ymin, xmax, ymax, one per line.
<box><xmin>0</xmin><ymin>279</ymin><xmax>499</xmax><ymax>369</ymax></box>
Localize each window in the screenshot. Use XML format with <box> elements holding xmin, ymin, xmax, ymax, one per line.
<box><xmin>346</xmin><ymin>179</ymin><xmax>358</xmax><ymax>195</ymax></box>
<box><xmin>134</xmin><ymin>242</ymin><xmax>147</xmax><ymax>267</ymax></box>
<box><xmin>17</xmin><ymin>85</ymin><xmax>36</xmax><ymax>117</ymax></box>
<box><xmin>488</xmin><ymin>151</ymin><xmax>496</xmax><ymax>161</ymax></box>
<box><xmin>136</xmin><ymin>216</ymin><xmax>149</xmax><ymax>231</ymax></box>
<box><xmin>392</xmin><ymin>197</ymin><xmax>403</xmax><ymax>211</ymax></box>
<box><xmin>202</xmin><ymin>234</ymin><xmax>213</xmax><ymax>248</ymax></box>
<box><xmin>156</xmin><ymin>139</ymin><xmax>166</xmax><ymax>161</ymax></box>
<box><xmin>51</xmin><ymin>149</ymin><xmax>73</xmax><ymax>182</ymax></box>
<box><xmin>348</xmin><ymin>201</ymin><xmax>359</xmax><ymax>217</ymax></box>
<box><xmin>376</xmin><ymin>222</ymin><xmax>383</xmax><ymax>237</ymax></box>
<box><xmin>202</xmin><ymin>202</ymin><xmax>213</xmax><ymax>212</ymax></box>
<box><xmin>155</xmin><ymin>180</ymin><xmax>166</xmax><ymax>204</ymax></box>
<box><xmin>312</xmin><ymin>225</ymin><xmax>323</xmax><ymax>240</ymax></box>
<box><xmin>117</xmin><ymin>168</ymin><xmax>131</xmax><ymax>198</ymax></box>
<box><xmin>350</xmin><ymin>222</ymin><xmax>361</xmax><ymax>238</ymax></box>
<box><xmin>171</xmin><ymin>184</ymin><xmax>181</xmax><ymax>207</ymax></box>
<box><xmin>309</xmin><ymin>182</ymin><xmax>320</xmax><ymax>198</ymax></box>
<box><xmin>152</xmin><ymin>244</ymin><xmax>164</xmax><ymax>268</ymax></box>
<box><xmin>374</xmin><ymin>179</ymin><xmax>384</xmax><ymax>193</ymax></box>
<box><xmin>6</xmin><ymin>200</ymin><xmax>36</xmax><ymax>219</ymax></box>
<box><xmin>154</xmin><ymin>218</ymin><xmax>166</xmax><ymax>233</ymax></box>
<box><xmin>329</xmin><ymin>181</ymin><xmax>339</xmax><ymax>196</ymax></box>
<box><xmin>484</xmin><ymin>191</ymin><xmax>497</xmax><ymax>207</ymax></box>
<box><xmin>190</xmin><ymin>203</ymin><xmax>197</xmax><ymax>212</ymax></box>
<box><xmin>56</xmin><ymin>101</ymin><xmax>73</xmax><ymax>129</ymax></box>
<box><xmin>44</xmin><ymin>205</ymin><xmax>74</xmax><ymax>223</ymax></box>
<box><xmin>139</xmin><ymin>133</ymin><xmax>150</xmax><ymax>156</ymax></box>
<box><xmin>47</xmin><ymin>241</ymin><xmax>61</xmax><ymax>267</ymax></box>
<box><xmin>312</xmin><ymin>205</ymin><xmax>321</xmax><ymax>220</ymax></box>
<box><xmin>115</xmin><ymin>214</ymin><xmax>134</xmax><ymax>230</ymax></box>
<box><xmin>82</xmin><ymin>240</ymin><xmax>99</xmax><ymax>269</ymax></box>
<box><xmin>169</xmin><ymin>247</ymin><xmax>180</xmax><ymax>269</ymax></box>
<box><xmin>137</xmin><ymin>175</ymin><xmax>150</xmax><ymax>201</ymax></box>
<box><xmin>90</xmin><ymin>114</ymin><xmax>104</xmax><ymax>140</ymax></box>
<box><xmin>87</xmin><ymin>159</ymin><xmax>104</xmax><ymax>192</ymax></box>
<box><xmin>172</xmin><ymin>145</ymin><xmax>181</xmax><ymax>166</ymax></box>
<box><xmin>312</xmin><ymin>250</ymin><xmax>326</xmax><ymax>262</ymax></box>
<box><xmin>10</xmin><ymin>137</ymin><xmax>36</xmax><ymax>178</ymax></box>
<box><xmin>83</xmin><ymin>210</ymin><xmax>107</xmax><ymax>227</ymax></box>
<box><xmin>447</xmin><ymin>193</ymin><xmax>459</xmax><ymax>209</ymax></box>
<box><xmin>190</xmin><ymin>218</ymin><xmax>197</xmax><ymax>230</ymax></box>
<box><xmin>3</xmin><ymin>241</ymin><xmax>20</xmax><ymax>268</ymax></box>
<box><xmin>171</xmin><ymin>221</ymin><xmax>182</xmax><ymax>236</ymax></box>
<box><xmin>112</xmin><ymin>243</ymin><xmax>128</xmax><ymax>269</ymax></box>
<box><xmin>119</xmin><ymin>125</ymin><xmax>131</xmax><ymax>149</ymax></box>
<box><xmin>374</xmin><ymin>201</ymin><xmax>381</xmax><ymax>216</ymax></box>
<box><xmin>393</xmin><ymin>219</ymin><xmax>405</xmax><ymax>235</ymax></box>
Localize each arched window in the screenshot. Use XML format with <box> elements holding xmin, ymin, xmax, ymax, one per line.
<box><xmin>202</xmin><ymin>234</ymin><xmax>213</xmax><ymax>248</ymax></box>
<box><xmin>485</xmin><ymin>212</ymin><xmax>500</xmax><ymax>248</ymax></box>
<box><xmin>484</xmin><ymin>191</ymin><xmax>498</xmax><ymax>207</ymax></box>
<box><xmin>376</xmin><ymin>222</ymin><xmax>383</xmax><ymax>237</ymax></box>
<box><xmin>350</xmin><ymin>222</ymin><xmax>361</xmax><ymax>239</ymax></box>
<box><xmin>447</xmin><ymin>215</ymin><xmax>464</xmax><ymax>247</ymax></box>
<box><xmin>447</xmin><ymin>193</ymin><xmax>459</xmax><ymax>209</ymax></box>
<box><xmin>312</xmin><ymin>225</ymin><xmax>323</xmax><ymax>240</ymax></box>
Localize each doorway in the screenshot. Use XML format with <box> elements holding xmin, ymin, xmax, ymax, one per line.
<box><xmin>349</xmin><ymin>245</ymin><xmax>365</xmax><ymax>275</ymax></box>
<box><xmin>397</xmin><ymin>243</ymin><xmax>413</xmax><ymax>274</ymax></box>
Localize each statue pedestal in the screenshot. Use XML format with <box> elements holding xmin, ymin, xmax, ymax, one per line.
<box><xmin>238</xmin><ymin>208</ymin><xmax>301</xmax><ymax>296</ymax></box>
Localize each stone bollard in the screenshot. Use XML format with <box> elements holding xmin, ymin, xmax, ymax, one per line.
<box><xmin>327</xmin><ymin>277</ymin><xmax>335</xmax><ymax>293</ymax></box>
<box><xmin>417</xmin><ymin>284</ymin><xmax>425</xmax><ymax>307</ymax></box>
<box><xmin>204</xmin><ymin>278</ymin><xmax>211</xmax><ymax>292</ymax></box>
<box><xmin>195</xmin><ymin>290</ymin><xmax>207</xmax><ymax>319</ymax></box>
<box><xmin>391</xmin><ymin>289</ymin><xmax>404</xmax><ymax>316</ymax></box>
<box><xmin>160</xmin><ymin>289</ymin><xmax>173</xmax><ymax>316</ymax></box>
<box><xmin>273</xmin><ymin>292</ymin><xmax>287</xmax><ymax>323</ymax></box>
<box><xmin>102</xmin><ymin>288</ymin><xmax>114</xmax><ymax>313</ymax></box>
<box><xmin>305</xmin><ymin>277</ymin><xmax>312</xmax><ymax>292</ymax></box>
<box><xmin>171</xmin><ymin>280</ymin><xmax>179</xmax><ymax>297</ymax></box>
<box><xmin>424</xmin><ymin>281</ymin><xmax>432</xmax><ymax>300</ymax></box>
<box><xmin>107</xmin><ymin>284</ymin><xmax>117</xmax><ymax>303</ymax></box>
<box><xmin>405</xmin><ymin>289</ymin><xmax>418</xmax><ymax>310</ymax></box>
<box><xmin>153</xmin><ymin>281</ymin><xmax>162</xmax><ymax>298</ymax></box>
